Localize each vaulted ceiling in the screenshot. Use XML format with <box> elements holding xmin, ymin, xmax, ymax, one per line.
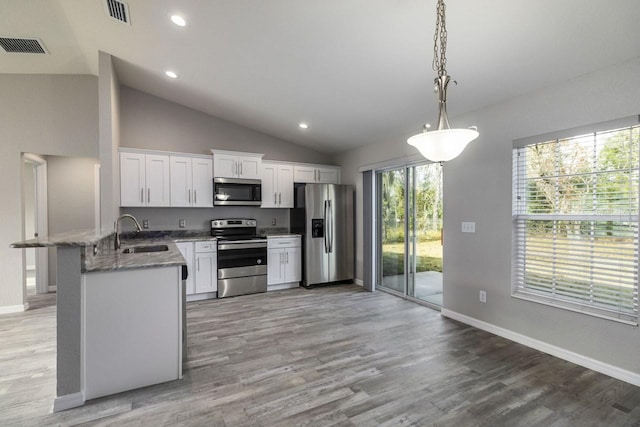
<box><xmin>2</xmin><ymin>0</ymin><xmax>640</xmax><ymax>153</ymax></box>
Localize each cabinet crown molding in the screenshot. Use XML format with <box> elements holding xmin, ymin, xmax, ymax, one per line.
<box><xmin>119</xmin><ymin>147</ymin><xmax>212</xmax><ymax>159</ymax></box>
<box><xmin>210</xmin><ymin>149</ymin><xmax>264</xmax><ymax>158</ymax></box>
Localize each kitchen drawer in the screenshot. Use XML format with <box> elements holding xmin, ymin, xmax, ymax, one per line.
<box><xmin>267</xmin><ymin>236</ymin><xmax>301</xmax><ymax>249</ymax></box>
<box><xmin>195</xmin><ymin>241</ymin><xmax>216</xmax><ymax>252</ymax></box>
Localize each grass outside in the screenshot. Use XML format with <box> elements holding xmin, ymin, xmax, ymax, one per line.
<box><xmin>382</xmin><ymin>239</ymin><xmax>443</xmax><ymax>276</ymax></box>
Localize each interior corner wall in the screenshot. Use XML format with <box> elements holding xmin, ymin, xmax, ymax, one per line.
<box><xmin>0</xmin><ymin>74</ymin><xmax>98</xmax><ymax>310</ymax></box>
<box><xmin>99</xmin><ymin>51</ymin><xmax>121</xmax><ymax>230</ymax></box>
<box><xmin>335</xmin><ymin>56</ymin><xmax>640</xmax><ymax>376</ymax></box>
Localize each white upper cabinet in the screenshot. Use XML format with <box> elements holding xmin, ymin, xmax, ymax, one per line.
<box><xmin>120</xmin><ymin>151</ymin><xmax>170</xmax><ymax>207</ymax></box>
<box><xmin>293</xmin><ymin>164</ymin><xmax>340</xmax><ymax>184</ymax></box>
<box><xmin>261</xmin><ymin>162</ymin><xmax>294</xmax><ymax>208</ymax></box>
<box><xmin>211</xmin><ymin>150</ymin><xmax>264</xmax><ymax>179</ymax></box>
<box><xmin>192</xmin><ymin>158</ymin><xmax>214</xmax><ymax>207</ymax></box>
<box><xmin>170</xmin><ymin>155</ymin><xmax>213</xmax><ymax>207</ymax></box>
<box><xmin>120</xmin><ymin>152</ymin><xmax>146</xmax><ymax>207</ymax></box>
<box><xmin>170</xmin><ymin>156</ymin><xmax>193</xmax><ymax>207</ymax></box>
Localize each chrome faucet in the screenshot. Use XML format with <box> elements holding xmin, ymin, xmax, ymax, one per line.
<box><xmin>114</xmin><ymin>214</ymin><xmax>143</xmax><ymax>250</ymax></box>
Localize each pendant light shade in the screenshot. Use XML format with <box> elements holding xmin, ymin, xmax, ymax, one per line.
<box><xmin>407</xmin><ymin>0</ymin><xmax>478</xmax><ymax>163</ymax></box>
<box><xmin>408</xmin><ymin>128</ymin><xmax>479</xmax><ymax>162</ymax></box>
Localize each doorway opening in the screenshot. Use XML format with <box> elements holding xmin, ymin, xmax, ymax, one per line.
<box><xmin>23</xmin><ymin>153</ymin><xmax>49</xmax><ymax>295</ymax></box>
<box><xmin>376</xmin><ymin>163</ymin><xmax>443</xmax><ymax>307</ymax></box>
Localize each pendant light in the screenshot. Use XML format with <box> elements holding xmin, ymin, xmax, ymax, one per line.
<box><xmin>407</xmin><ymin>0</ymin><xmax>478</xmax><ymax>162</ymax></box>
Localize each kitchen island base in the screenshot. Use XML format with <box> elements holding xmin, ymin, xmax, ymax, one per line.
<box><xmin>82</xmin><ymin>266</ymin><xmax>183</xmax><ymax>400</ymax></box>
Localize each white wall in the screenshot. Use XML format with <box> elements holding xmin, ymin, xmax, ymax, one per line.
<box><xmin>334</xmin><ymin>56</ymin><xmax>640</xmax><ymax>376</ymax></box>
<box><xmin>0</xmin><ymin>74</ymin><xmax>98</xmax><ymax>310</ymax></box>
<box><xmin>46</xmin><ymin>156</ymin><xmax>100</xmax><ymax>286</ymax></box>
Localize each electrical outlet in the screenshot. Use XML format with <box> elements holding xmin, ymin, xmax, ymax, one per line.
<box><xmin>142</xmin><ymin>220</ymin><xmax>149</xmax><ymax>229</ymax></box>
<box><xmin>179</xmin><ymin>219</ymin><xmax>186</xmax><ymax>228</ymax></box>
<box><xmin>271</xmin><ymin>218</ymin><xmax>276</xmax><ymax>226</ymax></box>
<box><xmin>479</xmin><ymin>290</ymin><xmax>487</xmax><ymax>303</ymax></box>
<box><xmin>461</xmin><ymin>222</ymin><xmax>476</xmax><ymax>233</ymax></box>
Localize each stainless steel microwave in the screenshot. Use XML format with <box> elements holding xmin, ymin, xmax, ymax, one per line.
<box><xmin>213</xmin><ymin>178</ymin><xmax>262</xmax><ymax>206</ymax></box>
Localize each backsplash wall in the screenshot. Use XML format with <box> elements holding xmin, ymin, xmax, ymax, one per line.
<box><xmin>120</xmin><ymin>207</ymin><xmax>289</xmax><ymax>231</ymax></box>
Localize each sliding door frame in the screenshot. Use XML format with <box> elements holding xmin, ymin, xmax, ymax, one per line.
<box><xmin>373</xmin><ymin>161</ymin><xmax>442</xmax><ymax>311</ymax></box>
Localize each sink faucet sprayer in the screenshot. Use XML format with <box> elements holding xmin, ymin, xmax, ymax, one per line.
<box><xmin>114</xmin><ymin>214</ymin><xmax>143</xmax><ymax>250</ymax></box>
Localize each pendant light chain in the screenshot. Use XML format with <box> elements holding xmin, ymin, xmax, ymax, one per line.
<box><xmin>432</xmin><ymin>0</ymin><xmax>447</xmax><ymax>77</ymax></box>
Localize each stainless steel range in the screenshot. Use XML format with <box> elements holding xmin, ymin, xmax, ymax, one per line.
<box><xmin>211</xmin><ymin>219</ymin><xmax>267</xmax><ymax>298</ymax></box>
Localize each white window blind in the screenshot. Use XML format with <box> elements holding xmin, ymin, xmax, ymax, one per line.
<box><xmin>513</xmin><ymin>124</ymin><xmax>639</xmax><ymax>324</ymax></box>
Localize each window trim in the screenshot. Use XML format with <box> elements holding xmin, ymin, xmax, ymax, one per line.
<box><xmin>512</xmin><ymin>116</ymin><xmax>640</xmax><ymax>326</ymax></box>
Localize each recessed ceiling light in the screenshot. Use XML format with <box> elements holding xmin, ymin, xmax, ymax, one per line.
<box><xmin>299</xmin><ymin>123</ymin><xmax>309</xmax><ymax>129</ymax></box>
<box><xmin>165</xmin><ymin>70</ymin><xmax>178</xmax><ymax>79</ymax></box>
<box><xmin>170</xmin><ymin>15</ymin><xmax>187</xmax><ymax>27</ymax></box>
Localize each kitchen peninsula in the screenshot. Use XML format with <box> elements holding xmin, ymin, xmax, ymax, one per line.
<box><xmin>11</xmin><ymin>229</ymin><xmax>186</xmax><ymax>412</ymax></box>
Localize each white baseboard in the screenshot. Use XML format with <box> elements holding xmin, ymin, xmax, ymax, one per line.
<box><xmin>268</xmin><ymin>282</ymin><xmax>300</xmax><ymax>291</ymax></box>
<box><xmin>441</xmin><ymin>309</ymin><xmax>640</xmax><ymax>387</ymax></box>
<box><xmin>53</xmin><ymin>391</ymin><xmax>85</xmax><ymax>412</ymax></box>
<box><xmin>0</xmin><ymin>303</ymin><xmax>29</xmax><ymax>315</ymax></box>
<box><xmin>186</xmin><ymin>292</ymin><xmax>216</xmax><ymax>302</ymax></box>
<box><xmin>353</xmin><ymin>279</ymin><xmax>363</xmax><ymax>286</ymax></box>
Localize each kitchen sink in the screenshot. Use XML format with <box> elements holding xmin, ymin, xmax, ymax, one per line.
<box><xmin>121</xmin><ymin>244</ymin><xmax>169</xmax><ymax>254</ymax></box>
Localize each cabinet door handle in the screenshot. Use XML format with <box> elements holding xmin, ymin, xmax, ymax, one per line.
<box><xmin>148</xmin><ymin>188</ymin><xmax>151</xmax><ymax>203</ymax></box>
<box><xmin>141</xmin><ymin>188</ymin><xmax>144</xmax><ymax>203</ymax></box>
<box><xmin>234</xmin><ymin>161</ymin><xmax>237</xmax><ymax>176</ymax></box>
<box><xmin>194</xmin><ymin>189</ymin><xmax>197</xmax><ymax>204</ymax></box>
<box><xmin>197</xmin><ymin>258</ymin><xmax>200</xmax><ymax>271</ymax></box>
<box><xmin>188</xmin><ymin>189</ymin><xmax>191</xmax><ymax>203</ymax></box>
<box><xmin>279</xmin><ymin>192</ymin><xmax>281</xmax><ymax>205</ymax></box>
<box><xmin>239</xmin><ymin>162</ymin><xmax>242</xmax><ymax>176</ymax></box>
<box><xmin>286</xmin><ymin>251</ymin><xmax>289</xmax><ymax>264</ymax></box>
<box><xmin>274</xmin><ymin>193</ymin><xmax>277</xmax><ymax>205</ymax></box>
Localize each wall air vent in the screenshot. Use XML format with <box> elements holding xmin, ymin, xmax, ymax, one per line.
<box><xmin>0</xmin><ymin>37</ymin><xmax>47</xmax><ymax>54</ymax></box>
<box><xmin>105</xmin><ymin>0</ymin><xmax>131</xmax><ymax>25</ymax></box>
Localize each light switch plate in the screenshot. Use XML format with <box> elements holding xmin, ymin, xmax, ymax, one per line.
<box><xmin>461</xmin><ymin>222</ymin><xmax>476</xmax><ymax>233</ymax></box>
<box><xmin>179</xmin><ymin>219</ymin><xmax>186</xmax><ymax>228</ymax></box>
<box><xmin>479</xmin><ymin>290</ymin><xmax>487</xmax><ymax>303</ymax></box>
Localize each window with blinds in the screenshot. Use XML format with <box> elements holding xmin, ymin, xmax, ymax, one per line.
<box><xmin>512</xmin><ymin>122</ymin><xmax>639</xmax><ymax>325</ymax></box>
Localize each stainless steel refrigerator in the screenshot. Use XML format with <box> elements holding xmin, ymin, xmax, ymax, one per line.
<box><xmin>291</xmin><ymin>183</ymin><xmax>354</xmax><ymax>287</ymax></box>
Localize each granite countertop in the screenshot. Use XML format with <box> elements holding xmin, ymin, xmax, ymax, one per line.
<box><xmin>120</xmin><ymin>230</ymin><xmax>216</xmax><ymax>243</ymax></box>
<box><xmin>265</xmin><ymin>233</ymin><xmax>301</xmax><ymax>238</ymax></box>
<box><xmin>11</xmin><ymin>229</ymin><xmax>113</xmax><ymax>248</ymax></box>
<box><xmin>84</xmin><ymin>237</ymin><xmax>186</xmax><ymax>273</ymax></box>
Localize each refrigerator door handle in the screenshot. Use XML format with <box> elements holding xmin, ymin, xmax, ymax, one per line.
<box><xmin>329</xmin><ymin>200</ymin><xmax>333</xmax><ymax>253</ymax></box>
<box><xmin>324</xmin><ymin>200</ymin><xmax>329</xmax><ymax>253</ymax></box>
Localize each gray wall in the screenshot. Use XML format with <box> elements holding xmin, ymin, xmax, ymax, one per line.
<box><xmin>120</xmin><ymin>86</ymin><xmax>334</xmax><ymax>164</ymax></box>
<box><xmin>98</xmin><ymin>51</ymin><xmax>121</xmax><ymax>229</ymax></box>
<box><xmin>46</xmin><ymin>156</ymin><xmax>100</xmax><ymax>286</ymax></box>
<box><xmin>119</xmin><ymin>85</ymin><xmax>333</xmax><ymax>230</ymax></box>
<box><xmin>333</xmin><ymin>56</ymin><xmax>640</xmax><ymax>375</ymax></box>
<box><xmin>0</xmin><ymin>74</ymin><xmax>98</xmax><ymax>309</ymax></box>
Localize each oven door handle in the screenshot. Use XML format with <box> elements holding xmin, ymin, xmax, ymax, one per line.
<box><xmin>218</xmin><ymin>242</ymin><xmax>267</xmax><ymax>250</ymax></box>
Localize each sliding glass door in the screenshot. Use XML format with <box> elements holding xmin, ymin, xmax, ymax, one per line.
<box><xmin>377</xmin><ymin>163</ymin><xmax>443</xmax><ymax>306</ymax></box>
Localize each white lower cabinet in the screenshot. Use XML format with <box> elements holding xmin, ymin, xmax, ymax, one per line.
<box><xmin>267</xmin><ymin>236</ymin><xmax>301</xmax><ymax>290</ymax></box>
<box><xmin>177</xmin><ymin>240</ymin><xmax>217</xmax><ymax>301</ymax></box>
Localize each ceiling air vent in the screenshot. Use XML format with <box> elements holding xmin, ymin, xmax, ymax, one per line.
<box><xmin>105</xmin><ymin>0</ymin><xmax>131</xmax><ymax>25</ymax></box>
<box><xmin>0</xmin><ymin>37</ymin><xmax>47</xmax><ymax>54</ymax></box>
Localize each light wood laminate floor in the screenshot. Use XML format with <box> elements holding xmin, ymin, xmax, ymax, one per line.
<box><xmin>1</xmin><ymin>285</ymin><xmax>640</xmax><ymax>426</ymax></box>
